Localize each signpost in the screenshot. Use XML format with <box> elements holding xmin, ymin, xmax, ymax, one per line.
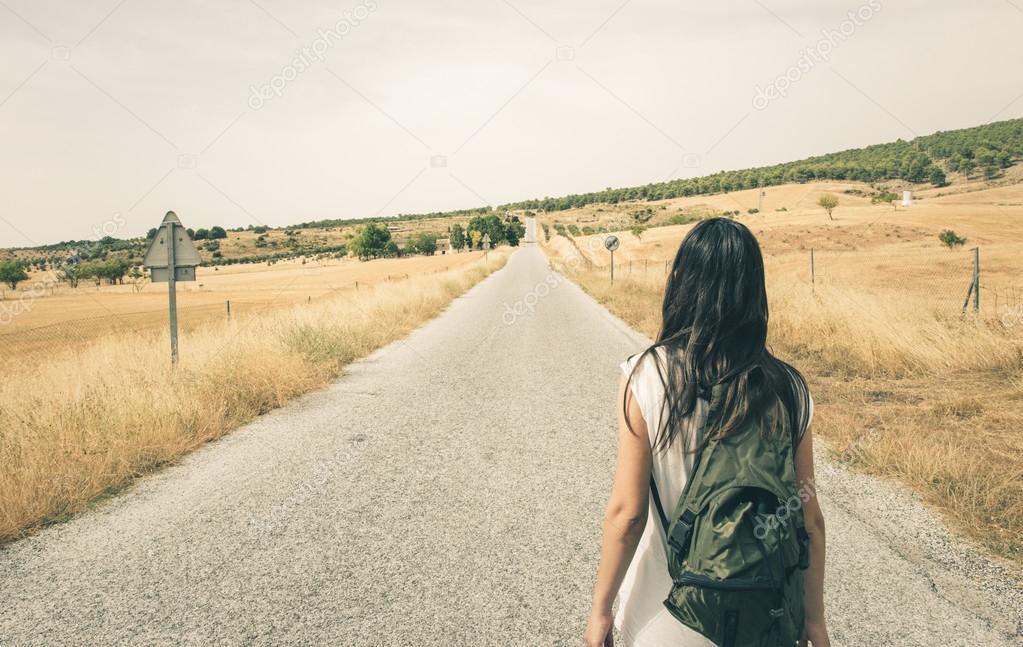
<box><xmin>143</xmin><ymin>211</ymin><xmax>201</xmax><ymax>364</ymax></box>
<box><xmin>482</xmin><ymin>232</ymin><xmax>491</xmax><ymax>263</ymax></box>
<box><xmin>604</xmin><ymin>235</ymin><xmax>620</xmax><ymax>283</ymax></box>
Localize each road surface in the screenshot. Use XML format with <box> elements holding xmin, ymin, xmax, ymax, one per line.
<box><xmin>1</xmin><ymin>240</ymin><xmax>1019</xmax><ymax>645</ymax></box>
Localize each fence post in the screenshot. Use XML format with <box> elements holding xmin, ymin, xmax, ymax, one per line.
<box><xmin>973</xmin><ymin>247</ymin><xmax>980</xmax><ymax>313</ymax></box>
<box><xmin>962</xmin><ymin>247</ymin><xmax>980</xmax><ymax>314</ymax></box>
<box><xmin>810</xmin><ymin>248</ymin><xmax>815</xmax><ymax>292</ymax></box>
<box><xmin>226</xmin><ymin>300</ymin><xmax>231</xmax><ymax>320</ymax></box>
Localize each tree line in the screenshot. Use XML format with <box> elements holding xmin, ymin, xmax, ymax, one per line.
<box><xmin>502</xmin><ymin>118</ymin><xmax>1022</xmax><ymax>214</ymax></box>
<box><xmin>347</xmin><ymin>215</ymin><xmax>526</xmax><ymax>261</ymax></box>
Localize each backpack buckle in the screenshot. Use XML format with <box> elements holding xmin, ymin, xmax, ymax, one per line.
<box><xmin>668</xmin><ymin>509</ymin><xmax>697</xmax><ymax>553</ymax></box>
<box><xmin>769</xmin><ymin>608</ymin><xmax>785</xmax><ymax>619</ymax></box>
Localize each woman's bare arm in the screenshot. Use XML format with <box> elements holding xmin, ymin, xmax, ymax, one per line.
<box><xmin>795</xmin><ymin>428</ymin><xmax>830</xmax><ymax>647</ymax></box>
<box><xmin>584</xmin><ymin>374</ymin><xmax>652</xmax><ymax>647</ymax></box>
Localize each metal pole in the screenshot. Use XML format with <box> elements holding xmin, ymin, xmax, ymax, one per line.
<box><xmin>610</xmin><ymin>251</ymin><xmax>615</xmax><ymax>284</ymax></box>
<box><xmin>973</xmin><ymin>247</ymin><xmax>980</xmax><ymax>313</ymax></box>
<box><xmin>166</xmin><ymin>220</ymin><xmax>179</xmax><ymax>364</ymax></box>
<box><xmin>226</xmin><ymin>300</ymin><xmax>231</xmax><ymax>320</ymax></box>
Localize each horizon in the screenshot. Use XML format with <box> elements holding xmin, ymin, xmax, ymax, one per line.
<box><xmin>2</xmin><ymin>0</ymin><xmax>1022</xmax><ymax>247</ymax></box>
<box><xmin>2</xmin><ymin>114</ymin><xmax>1017</xmax><ymax>251</ymax></box>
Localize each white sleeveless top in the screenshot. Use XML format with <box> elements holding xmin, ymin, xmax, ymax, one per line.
<box><xmin>613</xmin><ymin>351</ymin><xmax>813</xmax><ymax>647</ymax></box>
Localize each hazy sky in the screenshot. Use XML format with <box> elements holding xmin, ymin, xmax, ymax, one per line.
<box><xmin>1</xmin><ymin>0</ymin><xmax>1021</xmax><ymax>247</ymax></box>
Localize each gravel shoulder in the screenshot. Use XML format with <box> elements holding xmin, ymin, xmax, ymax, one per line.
<box><xmin>0</xmin><ymin>244</ymin><xmax>1019</xmax><ymax>646</ymax></box>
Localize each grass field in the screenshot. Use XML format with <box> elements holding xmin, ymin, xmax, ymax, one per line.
<box><xmin>0</xmin><ymin>251</ymin><xmax>482</xmax><ymax>368</ymax></box>
<box><xmin>541</xmin><ymin>179</ymin><xmax>1023</xmax><ymax>565</ymax></box>
<box><xmin>0</xmin><ymin>251</ymin><xmax>507</xmax><ymax>543</ymax></box>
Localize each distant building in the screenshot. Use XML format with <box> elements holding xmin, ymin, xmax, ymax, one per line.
<box><xmin>902</xmin><ymin>190</ymin><xmax>913</xmax><ymax>207</ymax></box>
<box><xmin>436</xmin><ymin>238</ymin><xmax>451</xmax><ymax>254</ymax></box>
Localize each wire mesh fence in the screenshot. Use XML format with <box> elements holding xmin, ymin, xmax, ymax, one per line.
<box><xmin>572</xmin><ymin>243</ymin><xmax>1021</xmax><ymax>321</ymax></box>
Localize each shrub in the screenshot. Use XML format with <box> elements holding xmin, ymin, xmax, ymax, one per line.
<box><xmin>938</xmin><ymin>229</ymin><xmax>967</xmax><ymax>249</ymax></box>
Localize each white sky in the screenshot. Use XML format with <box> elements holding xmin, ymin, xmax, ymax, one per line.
<box><xmin>0</xmin><ymin>0</ymin><xmax>1021</xmax><ymax>247</ymax></box>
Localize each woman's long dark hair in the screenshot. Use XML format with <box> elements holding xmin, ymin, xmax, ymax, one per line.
<box><xmin>625</xmin><ymin>217</ymin><xmax>810</xmax><ymax>453</ymax></box>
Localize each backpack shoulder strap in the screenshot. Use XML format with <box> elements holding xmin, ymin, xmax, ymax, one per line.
<box><xmin>650</xmin><ymin>476</ymin><xmax>670</xmax><ymax>533</ymax></box>
<box><xmin>648</xmin><ymin>386</ymin><xmax>722</xmax><ymax>535</ymax></box>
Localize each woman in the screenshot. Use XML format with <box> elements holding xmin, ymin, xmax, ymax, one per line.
<box><xmin>584</xmin><ymin>218</ymin><xmax>829</xmax><ymax>647</ymax></box>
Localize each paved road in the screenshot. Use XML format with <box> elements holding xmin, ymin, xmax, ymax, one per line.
<box><xmin>1</xmin><ymin>239</ymin><xmax>1019</xmax><ymax>645</ymax></box>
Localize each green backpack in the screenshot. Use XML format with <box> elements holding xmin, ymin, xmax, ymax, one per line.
<box><xmin>650</xmin><ymin>385</ymin><xmax>810</xmax><ymax>647</ymax></box>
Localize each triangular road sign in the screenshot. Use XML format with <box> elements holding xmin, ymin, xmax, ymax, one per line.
<box><xmin>143</xmin><ymin>211</ymin><xmax>202</xmax><ymax>268</ymax></box>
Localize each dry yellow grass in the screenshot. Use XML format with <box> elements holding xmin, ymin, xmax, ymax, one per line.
<box><xmin>0</xmin><ymin>251</ymin><xmax>481</xmax><ymax>368</ymax></box>
<box><xmin>0</xmin><ymin>252</ymin><xmax>507</xmax><ymax>543</ymax></box>
<box><xmin>542</xmin><ymin>181</ymin><xmax>1023</xmax><ymax>564</ymax></box>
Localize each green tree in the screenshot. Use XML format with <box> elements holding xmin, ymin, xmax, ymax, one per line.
<box><xmin>407</xmin><ymin>232</ymin><xmax>438</xmax><ymax>255</ymax></box>
<box><xmin>209</xmin><ymin>226</ymin><xmax>228</xmax><ymax>240</ymax></box>
<box><xmin>817</xmin><ymin>194</ymin><xmax>839</xmax><ymax>220</ymax></box>
<box><xmin>466</xmin><ymin>215</ymin><xmax>506</xmax><ymax>249</ymax></box>
<box><xmin>504</xmin><ymin>216</ymin><xmax>525</xmax><ymax>246</ymax></box>
<box><xmin>128</xmin><ymin>266</ymin><xmax>149</xmax><ymax>293</ymax></box>
<box><xmin>349</xmin><ymin>223</ymin><xmax>393</xmax><ymax>260</ymax></box>
<box><xmin>449</xmin><ymin>223</ymin><xmax>466</xmax><ymax>251</ymax></box>
<box><xmin>91</xmin><ymin>259</ymin><xmax>130</xmax><ymax>285</ymax></box>
<box><xmin>938</xmin><ymin>229</ymin><xmax>967</xmax><ymax>249</ymax></box>
<box><xmin>59</xmin><ymin>264</ymin><xmax>83</xmax><ymax>288</ymax></box>
<box><xmin>469</xmin><ymin>229</ymin><xmax>482</xmax><ymax>250</ymax></box>
<box><xmin>193</xmin><ymin>228</ymin><xmax>209</xmax><ymax>240</ymax></box>
<box><xmin>0</xmin><ymin>260</ymin><xmax>28</xmax><ymax>290</ymax></box>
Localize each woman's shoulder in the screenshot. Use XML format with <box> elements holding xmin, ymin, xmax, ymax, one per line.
<box><xmin>619</xmin><ymin>347</ymin><xmax>668</xmax><ymax>382</ymax></box>
<box><xmin>622</xmin><ymin>345</ymin><xmax>671</xmax><ymax>368</ymax></box>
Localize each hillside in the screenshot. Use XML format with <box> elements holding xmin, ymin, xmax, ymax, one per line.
<box><xmin>506</xmin><ymin>117</ymin><xmax>1023</xmax><ymax>212</ymax></box>
<box><xmin>3</xmin><ymin>117</ymin><xmax>1021</xmax><ymax>272</ymax></box>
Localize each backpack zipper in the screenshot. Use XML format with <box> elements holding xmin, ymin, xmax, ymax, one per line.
<box><xmin>673</xmin><ymin>572</ymin><xmax>779</xmax><ymax>591</ymax></box>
